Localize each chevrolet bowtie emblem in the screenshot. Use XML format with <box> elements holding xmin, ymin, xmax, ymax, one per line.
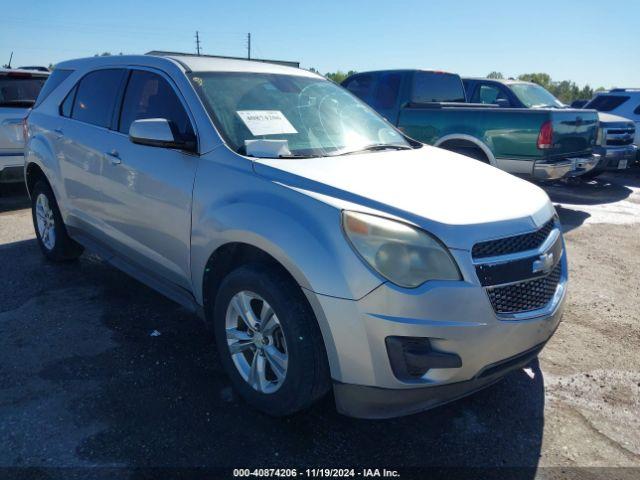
<box><xmin>533</xmin><ymin>252</ymin><xmax>555</xmax><ymax>274</ymax></box>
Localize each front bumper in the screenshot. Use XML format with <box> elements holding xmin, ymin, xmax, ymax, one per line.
<box><xmin>0</xmin><ymin>154</ymin><xmax>25</xmax><ymax>183</ymax></box>
<box><xmin>334</xmin><ymin>340</ymin><xmax>550</xmax><ymax>419</ymax></box>
<box><xmin>306</xmin><ymin>247</ymin><xmax>567</xmax><ymax>418</ymax></box>
<box><xmin>592</xmin><ymin>144</ymin><xmax>637</xmax><ymax>171</ymax></box>
<box><xmin>533</xmin><ymin>154</ymin><xmax>600</xmax><ymax>180</ymax></box>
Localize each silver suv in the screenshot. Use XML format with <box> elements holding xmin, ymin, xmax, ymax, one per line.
<box><xmin>25</xmin><ymin>54</ymin><xmax>567</xmax><ymax>418</ymax></box>
<box><xmin>0</xmin><ymin>68</ymin><xmax>49</xmax><ymax>185</ymax></box>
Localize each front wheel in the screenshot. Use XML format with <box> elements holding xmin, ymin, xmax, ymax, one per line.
<box><xmin>31</xmin><ymin>180</ymin><xmax>83</xmax><ymax>261</ymax></box>
<box><xmin>577</xmin><ymin>169</ymin><xmax>603</xmax><ymax>180</ymax></box>
<box><xmin>213</xmin><ymin>264</ymin><xmax>330</xmax><ymax>416</ymax></box>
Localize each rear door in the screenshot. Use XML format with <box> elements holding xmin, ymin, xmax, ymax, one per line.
<box><xmin>56</xmin><ymin>68</ymin><xmax>127</xmax><ymax>235</ymax></box>
<box><xmin>96</xmin><ymin>68</ymin><xmax>199</xmax><ymax>289</ymax></box>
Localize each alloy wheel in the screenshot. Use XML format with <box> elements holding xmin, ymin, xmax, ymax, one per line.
<box><xmin>35</xmin><ymin>193</ymin><xmax>56</xmax><ymax>251</ymax></box>
<box><xmin>225</xmin><ymin>290</ymin><xmax>288</xmax><ymax>394</ymax></box>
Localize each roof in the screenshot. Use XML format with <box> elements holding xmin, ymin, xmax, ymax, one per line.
<box><xmin>463</xmin><ymin>77</ymin><xmax>533</xmax><ymax>86</ymax></box>
<box><xmin>353</xmin><ymin>69</ymin><xmax>456</xmax><ymax>75</ymax></box>
<box><xmin>0</xmin><ymin>68</ymin><xmax>50</xmax><ymax>77</ymax></box>
<box><xmin>54</xmin><ymin>53</ymin><xmax>318</xmax><ymax>79</ymax></box>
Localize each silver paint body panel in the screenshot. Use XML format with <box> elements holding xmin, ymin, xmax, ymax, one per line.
<box><xmin>25</xmin><ymin>55</ymin><xmax>566</xmax><ymax>407</ymax></box>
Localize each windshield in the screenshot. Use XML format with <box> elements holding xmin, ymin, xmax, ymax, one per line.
<box><xmin>189</xmin><ymin>72</ymin><xmax>411</xmax><ymax>157</ymax></box>
<box><xmin>510</xmin><ymin>83</ymin><xmax>564</xmax><ymax>108</ymax></box>
<box><xmin>0</xmin><ymin>75</ymin><xmax>47</xmax><ymax>108</ymax></box>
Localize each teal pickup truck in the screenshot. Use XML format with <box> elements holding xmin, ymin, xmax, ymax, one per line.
<box><xmin>342</xmin><ymin>70</ymin><xmax>599</xmax><ymax>180</ymax></box>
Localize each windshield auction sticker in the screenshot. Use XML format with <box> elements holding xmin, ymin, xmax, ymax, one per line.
<box><xmin>237</xmin><ymin>110</ymin><xmax>298</xmax><ymax>136</ymax></box>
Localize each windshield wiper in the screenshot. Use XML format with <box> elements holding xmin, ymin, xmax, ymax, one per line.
<box><xmin>276</xmin><ymin>154</ymin><xmax>319</xmax><ymax>159</ymax></box>
<box><xmin>331</xmin><ymin>144</ymin><xmax>413</xmax><ymax>156</ymax></box>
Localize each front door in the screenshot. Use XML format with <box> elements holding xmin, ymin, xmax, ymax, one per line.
<box><xmin>97</xmin><ymin>68</ymin><xmax>199</xmax><ymax>290</ymax></box>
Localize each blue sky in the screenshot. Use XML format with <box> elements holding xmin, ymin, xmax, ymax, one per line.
<box><xmin>1</xmin><ymin>0</ymin><xmax>638</xmax><ymax>88</ymax></box>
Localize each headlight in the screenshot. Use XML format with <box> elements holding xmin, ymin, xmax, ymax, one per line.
<box><xmin>342</xmin><ymin>211</ymin><xmax>461</xmax><ymax>288</ymax></box>
<box><xmin>595</xmin><ymin>128</ymin><xmax>603</xmax><ymax>146</ymax></box>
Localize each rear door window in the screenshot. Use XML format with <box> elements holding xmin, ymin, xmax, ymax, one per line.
<box><xmin>118</xmin><ymin>70</ymin><xmax>194</xmax><ymax>139</ymax></box>
<box><xmin>71</xmin><ymin>69</ymin><xmax>126</xmax><ymax>128</ymax></box>
<box><xmin>585</xmin><ymin>95</ymin><xmax>629</xmax><ymax>112</ymax></box>
<box><xmin>412</xmin><ymin>72</ymin><xmax>466</xmax><ymax>103</ymax></box>
<box><xmin>0</xmin><ymin>73</ymin><xmax>48</xmax><ymax>108</ymax></box>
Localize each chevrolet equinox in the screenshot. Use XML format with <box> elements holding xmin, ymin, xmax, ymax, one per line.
<box><xmin>24</xmin><ymin>54</ymin><xmax>567</xmax><ymax>418</ymax></box>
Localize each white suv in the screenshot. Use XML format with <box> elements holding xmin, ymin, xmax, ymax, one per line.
<box><xmin>585</xmin><ymin>89</ymin><xmax>640</xmax><ymax>158</ymax></box>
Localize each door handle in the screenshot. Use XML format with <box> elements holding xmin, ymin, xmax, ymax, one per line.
<box><xmin>106</xmin><ymin>149</ymin><xmax>121</xmax><ymax>165</ymax></box>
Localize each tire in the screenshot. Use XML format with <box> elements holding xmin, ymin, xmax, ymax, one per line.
<box><xmin>31</xmin><ymin>180</ymin><xmax>83</xmax><ymax>261</ymax></box>
<box><xmin>440</xmin><ymin>142</ymin><xmax>490</xmax><ymax>164</ymax></box>
<box><xmin>578</xmin><ymin>170</ymin><xmax>603</xmax><ymax>180</ymax></box>
<box><xmin>213</xmin><ymin>263</ymin><xmax>330</xmax><ymax>416</ymax></box>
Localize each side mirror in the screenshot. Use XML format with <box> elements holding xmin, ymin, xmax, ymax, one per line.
<box><xmin>129</xmin><ymin>118</ymin><xmax>196</xmax><ymax>152</ymax></box>
<box><xmin>493</xmin><ymin>98</ymin><xmax>510</xmax><ymax>108</ymax></box>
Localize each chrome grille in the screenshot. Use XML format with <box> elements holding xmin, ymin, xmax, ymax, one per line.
<box><xmin>472</xmin><ymin>219</ymin><xmax>555</xmax><ymax>259</ymax></box>
<box><xmin>605</xmin><ymin>127</ymin><xmax>635</xmax><ymax>146</ymax></box>
<box><xmin>486</xmin><ymin>263</ymin><xmax>562</xmax><ymax>314</ymax></box>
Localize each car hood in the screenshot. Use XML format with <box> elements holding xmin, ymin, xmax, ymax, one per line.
<box><xmin>597</xmin><ymin>112</ymin><xmax>635</xmax><ymax>127</ymax></box>
<box><xmin>253</xmin><ymin>146</ymin><xmax>555</xmax><ymax>250</ymax></box>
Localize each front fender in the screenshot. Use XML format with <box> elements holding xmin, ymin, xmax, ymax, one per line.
<box><xmin>189</xmin><ymin>157</ymin><xmax>382</xmax><ymax>305</ymax></box>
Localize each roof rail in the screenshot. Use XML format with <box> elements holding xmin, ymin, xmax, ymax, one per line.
<box><xmin>609</xmin><ymin>88</ymin><xmax>640</xmax><ymax>93</ymax></box>
<box><xmin>145</xmin><ymin>51</ymin><xmax>300</xmax><ymax>68</ymax></box>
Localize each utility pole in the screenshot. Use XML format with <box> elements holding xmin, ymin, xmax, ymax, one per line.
<box><xmin>7</xmin><ymin>51</ymin><xmax>13</xmax><ymax>69</ymax></box>
<box><xmin>247</xmin><ymin>33</ymin><xmax>251</xmax><ymax>60</ymax></box>
<box><xmin>195</xmin><ymin>31</ymin><xmax>201</xmax><ymax>56</ymax></box>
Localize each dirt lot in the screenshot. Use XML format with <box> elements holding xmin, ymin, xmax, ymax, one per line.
<box><xmin>0</xmin><ymin>171</ymin><xmax>638</xmax><ymax>479</ymax></box>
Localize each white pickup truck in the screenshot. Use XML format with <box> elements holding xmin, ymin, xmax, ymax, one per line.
<box><xmin>0</xmin><ymin>68</ymin><xmax>49</xmax><ymax>187</ymax></box>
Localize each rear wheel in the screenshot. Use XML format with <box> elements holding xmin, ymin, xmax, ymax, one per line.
<box><xmin>31</xmin><ymin>180</ymin><xmax>83</xmax><ymax>261</ymax></box>
<box><xmin>213</xmin><ymin>263</ymin><xmax>330</xmax><ymax>416</ymax></box>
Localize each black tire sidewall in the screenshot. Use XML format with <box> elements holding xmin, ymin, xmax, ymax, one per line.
<box><xmin>31</xmin><ymin>180</ymin><xmax>79</xmax><ymax>261</ymax></box>
<box><xmin>213</xmin><ymin>264</ymin><xmax>326</xmax><ymax>416</ymax></box>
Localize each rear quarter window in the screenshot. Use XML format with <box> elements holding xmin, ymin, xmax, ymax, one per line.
<box><xmin>34</xmin><ymin>69</ymin><xmax>72</xmax><ymax>107</ymax></box>
<box><xmin>343</xmin><ymin>74</ymin><xmax>374</xmax><ymax>103</ymax></box>
<box><xmin>412</xmin><ymin>72</ymin><xmax>466</xmax><ymax>103</ymax></box>
<box><xmin>585</xmin><ymin>95</ymin><xmax>629</xmax><ymax>112</ymax></box>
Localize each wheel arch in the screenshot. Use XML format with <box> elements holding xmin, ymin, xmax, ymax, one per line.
<box><xmin>435</xmin><ymin>134</ymin><xmax>496</xmax><ymax>166</ymax></box>
<box><xmin>24</xmin><ymin>133</ymin><xmax>63</xmax><ymax>200</ymax></box>
<box><xmin>201</xmin><ymin>241</ymin><xmax>341</xmax><ymax>380</ymax></box>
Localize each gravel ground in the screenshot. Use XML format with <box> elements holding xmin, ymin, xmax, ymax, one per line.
<box><xmin>0</xmin><ymin>171</ymin><xmax>638</xmax><ymax>479</ymax></box>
